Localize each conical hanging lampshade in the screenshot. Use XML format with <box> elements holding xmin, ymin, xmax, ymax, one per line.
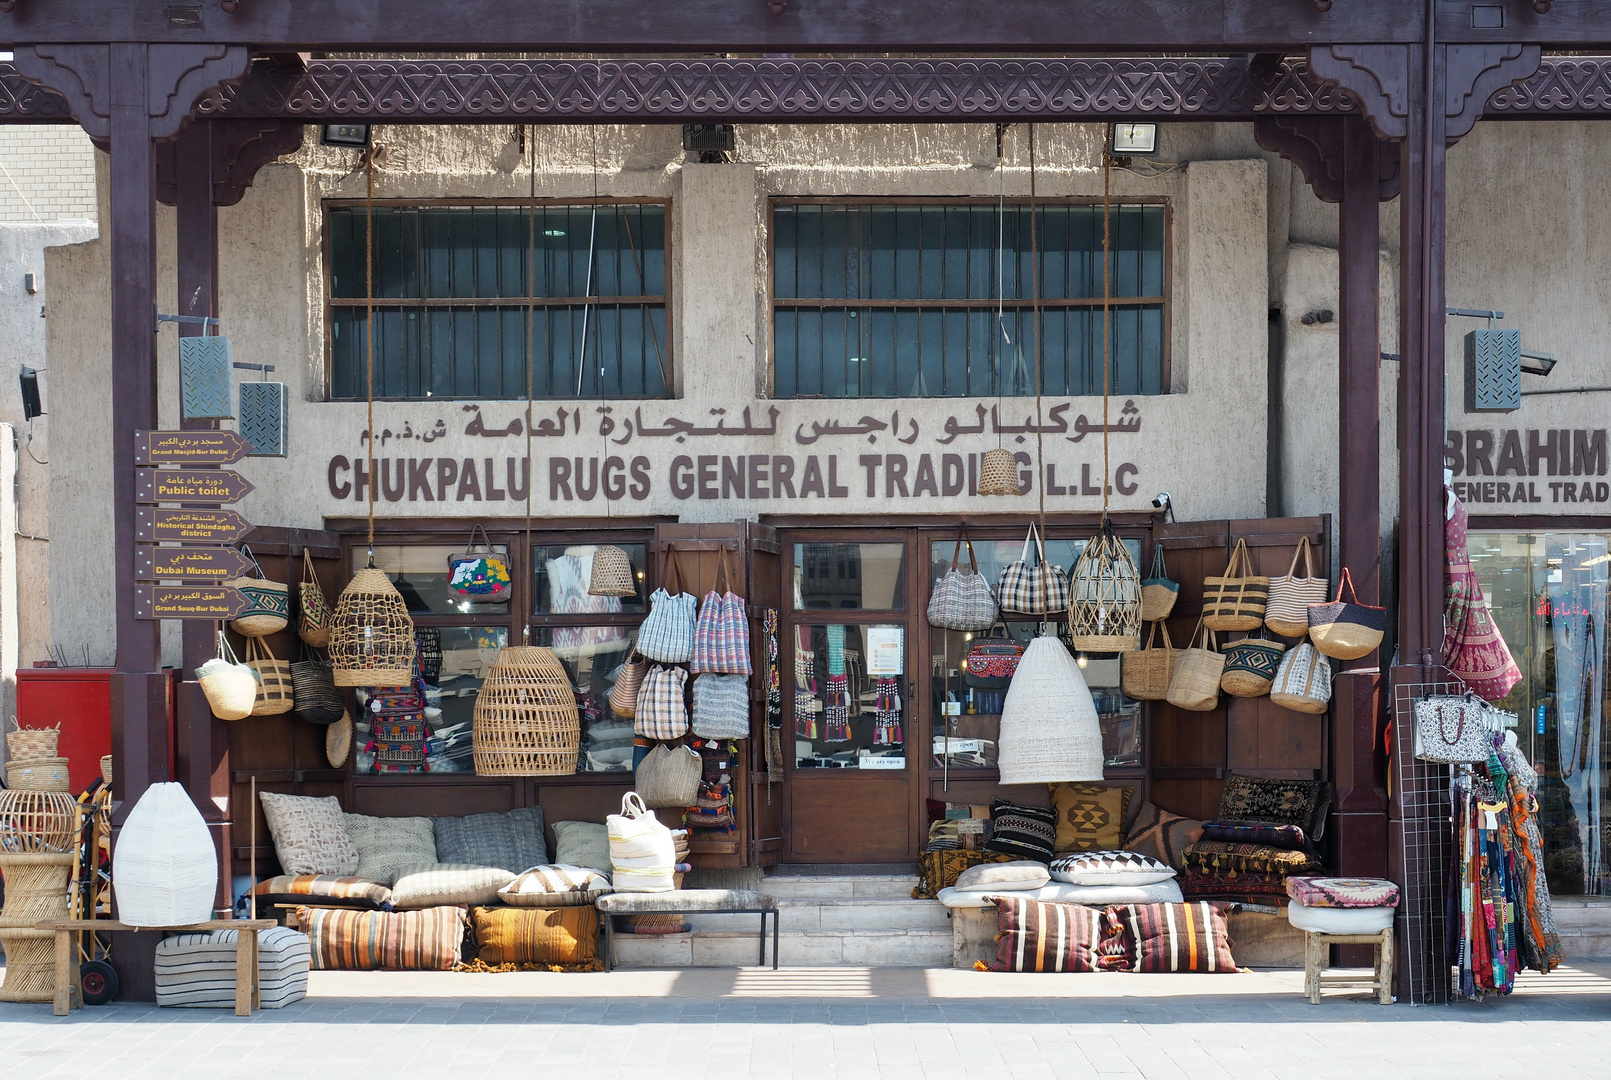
<box><xmin>997</xmin><ymin>635</ymin><xmax>1104</xmax><ymax>784</ymax></box>
<box><xmin>329</xmin><ymin>565</ymin><xmax>417</xmax><ymax>687</ymax></box>
<box><xmin>977</xmin><ymin>447</ymin><xmax>1022</xmax><ymax>496</ymax></box>
<box><xmin>1068</xmin><ymin>521</ymin><xmax>1142</xmax><ymax>653</ymax></box>
<box><xmin>588</xmin><ymin>544</ymin><xmax>637</xmax><ymax>597</ymax></box>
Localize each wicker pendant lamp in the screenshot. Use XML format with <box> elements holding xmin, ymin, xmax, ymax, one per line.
<box><xmin>329</xmin><ymin>563</ymin><xmax>417</xmax><ymax>687</ymax></box>
<box><xmin>1069</xmin><ymin>520</ymin><xmax>1141</xmax><ymax>653</ymax></box>
<box><xmin>977</xmin><ymin>448</ymin><xmax>1023</xmax><ymax>496</ymax></box>
<box><xmin>472</xmin><ymin>646</ymin><xmax>581</xmax><ymax>776</ymax></box>
<box><xmin>589</xmin><ymin>544</ymin><xmax>636</xmax><ymax>597</ymax></box>
<box><xmin>997</xmin><ymin>635</ymin><xmax>1104</xmax><ymax>783</ymax></box>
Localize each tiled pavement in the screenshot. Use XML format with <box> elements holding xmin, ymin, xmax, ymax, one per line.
<box><xmin>2</xmin><ymin>963</ymin><xmax>1609</xmax><ymax>1080</ymax></box>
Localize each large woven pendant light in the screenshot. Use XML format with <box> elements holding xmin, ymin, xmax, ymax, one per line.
<box><xmin>996</xmin><ymin>635</ymin><xmax>1104</xmax><ymax>783</ymax></box>
<box><xmin>472</xmin><ymin>646</ymin><xmax>580</xmax><ymax>775</ymax></box>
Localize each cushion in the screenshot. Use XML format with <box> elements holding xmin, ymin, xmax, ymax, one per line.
<box><xmin>1123</xmin><ymin>802</ymin><xmax>1204</xmax><ymax>872</ymax></box>
<box><xmin>1285</xmin><ymin>876</ymin><xmax>1400</xmax><ymax>910</ymax></box>
<box><xmin>1177</xmin><ymin>868</ymin><xmax>1290</xmax><ymax>904</ymax></box>
<box><xmin>389</xmin><ymin>863</ymin><xmax>517</xmax><ymax>910</ymax></box>
<box><xmin>1183</xmin><ymin>841</ymin><xmax>1321</xmax><ymax>877</ymax></box>
<box><xmin>1200</xmin><ymin>820</ymin><xmax>1315</xmax><ymax>855</ymax></box>
<box><xmin>1114</xmin><ymin>901</ymin><xmax>1239</xmax><ymax>973</ymax></box>
<box><xmin>1287</xmin><ymin>900</ymin><xmax>1395</xmax><ymax>935</ymax></box>
<box><xmin>343</xmin><ymin>814</ymin><xmax>438</xmax><ymax>886</ymax></box>
<box><xmin>1050</xmin><ymin>850</ymin><xmax>1176</xmax><ymax>887</ymax></box>
<box><xmin>1048</xmin><ymin>784</ymin><xmax>1134</xmax><ymax>854</ymax></box>
<box><xmin>551</xmin><ymin>820</ymin><xmax>613</xmax><ymax>876</ymax></box>
<box><xmin>155</xmin><ymin>927</ymin><xmax>310</xmax><ymax>1009</ymax></box>
<box><xmin>298</xmin><ymin>905</ymin><xmax>467</xmax><ymax>971</ymax></box>
<box><xmin>595</xmin><ymin>889</ymin><xmax>775</xmax><ymax>913</ymax></box>
<box><xmin>938</xmin><ymin>880</ymin><xmax>1183</xmax><ymax>910</ymax></box>
<box><xmin>952</xmin><ymin>860</ymin><xmax>1050</xmax><ymax>893</ymax></box>
<box><xmin>249</xmin><ymin>875</ymin><xmax>391</xmax><ymax>911</ymax></box>
<box><xmin>431</xmin><ymin>807</ymin><xmax>548</xmax><ymax>875</ymax></box>
<box><xmin>471</xmin><ymin>905</ymin><xmax>600</xmax><ymax>967</ymax></box>
<box><xmin>989</xmin><ymin>896</ymin><xmax>1129</xmax><ymax>973</ymax></box>
<box><xmin>984</xmin><ymin>801</ymin><xmax>1058</xmax><ymax>863</ymax></box>
<box><xmin>500</xmin><ymin>864</ymin><xmax>614</xmax><ymax>908</ymax></box>
<box><xmin>1216</xmin><ymin>774</ymin><xmax>1329</xmax><ymax>835</ymax></box>
<box><xmin>258</xmin><ymin>793</ymin><xmax>359</xmax><ymax>877</ymax></box>
<box><xmin>912</xmin><ymin>850</ymin><xmax>1015</xmax><ymax>899</ymax></box>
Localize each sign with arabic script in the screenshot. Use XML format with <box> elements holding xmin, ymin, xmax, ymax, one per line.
<box><xmin>134</xmin><ymin>430</ymin><xmax>254</xmax><ymax>465</ymax></box>
<box><xmin>135</xmin><ymin>507</ymin><xmax>253</xmax><ymax>544</ymax></box>
<box><xmin>136</xmin><ymin>469</ymin><xmax>254</xmax><ymax>505</ymax></box>
<box><xmin>133</xmin><ymin>585</ymin><xmax>250</xmax><ymax>620</ymax></box>
<box><xmin>134</xmin><ymin>545</ymin><xmax>254</xmax><ymax>583</ymax></box>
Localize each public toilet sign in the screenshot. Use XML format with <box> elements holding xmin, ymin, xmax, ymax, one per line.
<box><xmin>136</xmin><ymin>469</ymin><xmax>254</xmax><ymax>505</ymax></box>
<box><xmin>134</xmin><ymin>545</ymin><xmax>254</xmax><ymax>583</ymax></box>
<box><xmin>134</xmin><ymin>507</ymin><xmax>252</xmax><ymax>544</ymax></box>
<box><xmin>134</xmin><ymin>585</ymin><xmax>250</xmax><ymax>620</ymax></box>
<box><xmin>134</xmin><ymin>430</ymin><xmax>254</xmax><ymax>465</ymax></box>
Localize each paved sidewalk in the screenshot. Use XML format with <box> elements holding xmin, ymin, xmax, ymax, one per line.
<box><xmin>2</xmin><ymin>963</ymin><xmax>1608</xmax><ymax>1080</ymax></box>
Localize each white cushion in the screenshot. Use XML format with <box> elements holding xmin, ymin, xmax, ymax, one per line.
<box><xmin>1287</xmin><ymin>900</ymin><xmax>1395</xmax><ymax>934</ymax></box>
<box><xmin>388</xmin><ymin>863</ymin><xmax>516</xmax><ymax>909</ymax></box>
<box><xmin>499</xmin><ymin>864</ymin><xmax>614</xmax><ymax>907</ymax></box>
<box><xmin>1049</xmin><ymin>849</ymin><xmax>1176</xmax><ymax>886</ymax></box>
<box><xmin>951</xmin><ymin>860</ymin><xmax>1050</xmax><ymax>893</ymax></box>
<box><xmin>936</xmin><ymin>879</ymin><xmax>1184</xmax><ymax>910</ymax></box>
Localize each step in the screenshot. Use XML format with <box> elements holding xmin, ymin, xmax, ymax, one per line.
<box><xmin>1549</xmin><ymin>896</ymin><xmax>1611</xmax><ymax>930</ymax></box>
<box><xmin>610</xmin><ymin>927</ymin><xmax>954</xmax><ymax>968</ymax></box>
<box><xmin>760</xmin><ymin>872</ymin><xmax>918</xmax><ymax>901</ymax></box>
<box><xmin>684</xmin><ymin>897</ymin><xmax>950</xmax><ymax>933</ymax></box>
<box><xmin>1558</xmin><ymin>929</ymin><xmax>1611</xmax><ymax>959</ymax></box>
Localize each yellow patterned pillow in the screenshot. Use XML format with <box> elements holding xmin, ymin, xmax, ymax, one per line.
<box><xmin>1048</xmin><ymin>784</ymin><xmax>1133</xmax><ymax>853</ymax></box>
<box><xmin>471</xmin><ymin>905</ymin><xmax>599</xmax><ymax>966</ymax></box>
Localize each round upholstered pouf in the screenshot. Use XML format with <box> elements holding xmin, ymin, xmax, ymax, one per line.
<box><xmin>113</xmin><ymin>783</ymin><xmax>219</xmax><ymax>927</ymax></box>
<box><xmin>1287</xmin><ymin>900</ymin><xmax>1395</xmax><ymax>934</ymax></box>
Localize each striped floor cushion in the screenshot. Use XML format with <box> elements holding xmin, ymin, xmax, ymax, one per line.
<box><xmin>154</xmin><ymin>927</ymin><xmax>310</xmax><ymax>1009</ymax></box>
<box><xmin>298</xmin><ymin>905</ymin><xmax>467</xmax><ymax>970</ymax></box>
<box><xmin>988</xmin><ymin>896</ymin><xmax>1129</xmax><ymax>973</ymax></box>
<box><xmin>250</xmin><ymin>875</ymin><xmax>392</xmax><ymax>910</ymax></box>
<box><xmin>1114</xmin><ymin>901</ymin><xmax>1238</xmax><ymax>973</ymax></box>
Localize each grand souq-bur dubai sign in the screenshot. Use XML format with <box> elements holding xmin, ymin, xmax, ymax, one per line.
<box><xmin>1446</xmin><ymin>427</ymin><xmax>1611</xmax><ymax>507</ymax></box>
<box><xmin>325</xmin><ymin>399</ymin><xmax>1148</xmax><ymax>506</ymax></box>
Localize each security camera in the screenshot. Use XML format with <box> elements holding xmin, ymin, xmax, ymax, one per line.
<box><xmin>1152</xmin><ymin>492</ymin><xmax>1172</xmax><ymax>510</ymax></box>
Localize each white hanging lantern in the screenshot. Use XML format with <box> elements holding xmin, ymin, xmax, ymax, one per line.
<box><xmin>112</xmin><ymin>783</ymin><xmax>218</xmax><ymax>927</ymax></box>
<box><xmin>997</xmin><ymin>635</ymin><xmax>1104</xmax><ymax>784</ymax></box>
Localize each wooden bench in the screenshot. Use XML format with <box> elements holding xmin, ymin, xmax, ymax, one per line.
<box><xmin>594</xmin><ymin>890</ymin><xmax>777</xmax><ymax>971</ymax></box>
<box><xmin>36</xmin><ymin>919</ymin><xmax>277</xmax><ymax>1016</ymax></box>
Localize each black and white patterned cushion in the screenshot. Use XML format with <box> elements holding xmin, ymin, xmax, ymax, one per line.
<box><xmin>1050</xmin><ymin>849</ymin><xmax>1177</xmax><ymax>886</ymax></box>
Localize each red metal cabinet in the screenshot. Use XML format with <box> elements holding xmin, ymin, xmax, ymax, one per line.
<box><xmin>14</xmin><ymin>669</ymin><xmax>175</xmax><ymax>793</ymax></box>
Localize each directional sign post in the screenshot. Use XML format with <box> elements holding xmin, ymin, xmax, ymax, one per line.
<box><xmin>136</xmin><ymin>469</ymin><xmax>255</xmax><ymax>505</ymax></box>
<box><xmin>134</xmin><ymin>507</ymin><xmax>253</xmax><ymax>545</ymax></box>
<box><xmin>134</xmin><ymin>430</ymin><xmax>254</xmax><ymax>466</ymax></box>
<box><xmin>134</xmin><ymin>585</ymin><xmax>251</xmax><ymax>621</ymax></box>
<box><xmin>135</xmin><ymin>545</ymin><xmax>255</xmax><ymax>583</ymax></box>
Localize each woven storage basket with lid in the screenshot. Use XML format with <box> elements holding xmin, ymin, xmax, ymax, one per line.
<box><xmin>1068</xmin><ymin>521</ymin><xmax>1141</xmax><ymax>653</ymax></box>
<box><xmin>0</xmin><ymin>790</ymin><xmax>78</xmax><ymax>853</ymax></box>
<box><xmin>330</xmin><ymin>566</ymin><xmax>417</xmax><ymax>687</ymax></box>
<box><xmin>472</xmin><ymin>646</ymin><xmax>580</xmax><ymax>776</ymax></box>
<box><xmin>6</xmin><ymin>758</ymin><xmax>70</xmax><ymax>792</ymax></box>
<box><xmin>5</xmin><ymin>720</ymin><xmax>59</xmax><ymax>761</ymax></box>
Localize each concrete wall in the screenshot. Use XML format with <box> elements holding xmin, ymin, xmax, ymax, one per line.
<box><xmin>0</xmin><ymin>126</ymin><xmax>97</xmax><ymax>224</ymax></box>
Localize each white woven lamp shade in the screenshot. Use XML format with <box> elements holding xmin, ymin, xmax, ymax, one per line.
<box><xmin>112</xmin><ymin>783</ymin><xmax>218</xmax><ymax>927</ymax></box>
<box><xmin>1069</xmin><ymin>522</ymin><xmax>1142</xmax><ymax>653</ymax></box>
<box><xmin>996</xmin><ymin>635</ymin><xmax>1105</xmax><ymax>784</ymax></box>
<box><xmin>976</xmin><ymin>448</ymin><xmax>1023</xmax><ymax>496</ymax></box>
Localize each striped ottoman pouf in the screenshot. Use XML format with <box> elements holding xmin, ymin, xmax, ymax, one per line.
<box><xmin>155</xmin><ymin>926</ymin><xmax>310</xmax><ymax>1009</ymax></box>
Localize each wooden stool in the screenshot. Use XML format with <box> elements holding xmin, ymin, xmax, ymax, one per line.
<box><xmin>1303</xmin><ymin>927</ymin><xmax>1393</xmax><ymax>1004</ymax></box>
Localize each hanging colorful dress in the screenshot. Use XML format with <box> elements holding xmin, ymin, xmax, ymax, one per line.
<box><xmin>1493</xmin><ymin>741</ymin><xmax>1566</xmax><ymax>973</ymax></box>
<box><xmin>1443</xmin><ymin>489</ymin><xmax>1522</xmax><ymax>701</ymax></box>
<box><xmin>822</xmin><ymin>624</ymin><xmax>853</xmax><ymax>743</ymax></box>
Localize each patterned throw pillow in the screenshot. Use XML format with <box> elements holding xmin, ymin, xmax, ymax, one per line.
<box><xmin>389</xmin><ymin>863</ymin><xmax>517</xmax><ymax>910</ymax></box>
<box><xmin>1122</xmin><ymin>801</ymin><xmax>1204</xmax><ymax>872</ymax></box>
<box><xmin>552</xmin><ymin>820</ymin><xmax>613</xmax><ymax>876</ymax></box>
<box><xmin>250</xmin><ymin>875</ymin><xmax>392</xmax><ymax>911</ymax></box>
<box><xmin>299</xmin><ymin>905</ymin><xmax>467</xmax><ymax>971</ymax></box>
<box><xmin>1048</xmin><ymin>784</ymin><xmax>1133</xmax><ymax>853</ymax></box>
<box><xmin>500</xmin><ymin>864</ymin><xmax>614</xmax><ymax>907</ymax></box>
<box><xmin>1216</xmin><ymin>775</ymin><xmax>1329</xmax><ymax>835</ymax></box>
<box><xmin>1285</xmin><ymin>876</ymin><xmax>1400</xmax><ymax>909</ymax></box>
<box><xmin>1182</xmin><ymin>840</ymin><xmax>1321</xmax><ymax>876</ymax></box>
<box><xmin>952</xmin><ymin>860</ymin><xmax>1050</xmax><ymax>892</ymax></box>
<box><xmin>984</xmin><ymin>801</ymin><xmax>1058</xmax><ymax>863</ymax></box>
<box><xmin>1178</xmin><ymin>868</ymin><xmax>1290</xmax><ymax>903</ymax></box>
<box><xmin>989</xmin><ymin>895</ymin><xmax>1130</xmax><ymax>972</ymax></box>
<box><xmin>1199</xmin><ymin>820</ymin><xmax>1315</xmax><ymax>855</ymax></box>
<box><xmin>1049</xmin><ymin>850</ymin><xmax>1176</xmax><ymax>887</ymax></box>
<box><xmin>431</xmin><ymin>807</ymin><xmax>548</xmax><ymax>874</ymax></box>
<box><xmin>344</xmin><ymin>814</ymin><xmax>438</xmax><ymax>886</ymax></box>
<box><xmin>471</xmin><ymin>905</ymin><xmax>600</xmax><ymax>967</ymax></box>
<box><xmin>1114</xmin><ymin>901</ymin><xmax>1238</xmax><ymax>973</ymax></box>
<box><xmin>258</xmin><ymin>792</ymin><xmax>359</xmax><ymax>876</ymax></box>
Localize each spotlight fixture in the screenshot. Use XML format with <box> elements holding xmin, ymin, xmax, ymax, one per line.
<box><xmin>1520</xmin><ymin>350</ymin><xmax>1557</xmax><ymax>377</ymax></box>
<box><xmin>1111</xmin><ymin>123</ymin><xmax>1158</xmax><ymax>155</ymax></box>
<box><xmin>19</xmin><ymin>365</ymin><xmax>43</xmax><ymax>421</ymax></box>
<box><xmin>321</xmin><ymin>124</ymin><xmax>371</xmax><ymax>148</ymax></box>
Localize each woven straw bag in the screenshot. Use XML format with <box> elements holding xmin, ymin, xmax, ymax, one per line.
<box><xmin>298</xmin><ymin>550</ymin><xmax>333</xmax><ymax>648</ymax></box>
<box><xmin>1264</xmin><ymin>537</ymin><xmax>1328</xmax><ymax>637</ymax></box>
<box><xmin>638</xmin><ymin>553</ymin><xmax>698</xmax><ymax>664</ymax></box>
<box><xmin>1307</xmin><ymin>567</ymin><xmax>1387</xmax><ymax>660</ymax></box>
<box><xmin>691</xmin><ymin>672</ymin><xmax>751</xmax><ymax>739</ymax></box>
<box><xmin>635</xmin><ymin>743</ymin><xmax>703</xmax><ymax>808</ymax></box>
<box><xmin>196</xmin><ymin>632</ymin><xmax>258</xmax><ymax>721</ymax></box>
<box><xmin>589</xmin><ymin>543</ymin><xmax>637</xmax><ymax>597</ymax></box>
<box><xmin>1269</xmin><ymin>642</ymin><xmax>1332</xmax><ymax>714</ymax></box>
<box><xmin>1139</xmin><ymin>544</ymin><xmax>1180</xmax><ymax>622</ymax></box>
<box><xmin>1166</xmin><ymin>618</ymin><xmax>1224</xmax><ymax>712</ymax></box>
<box><xmin>1121</xmin><ymin>622</ymin><xmax>1176</xmax><ymax>701</ymax></box>
<box><xmin>245</xmin><ymin>636</ymin><xmax>295</xmax><ymax>716</ymax></box>
<box><xmin>928</xmin><ymin>530</ymin><xmax>999</xmax><ymax>631</ymax></box>
<box><xmin>609</xmin><ymin>652</ymin><xmax>649</xmax><ymax>718</ymax></box>
<box><xmin>998</xmin><ymin>523</ymin><xmax>1069</xmax><ymax>616</ymax></box>
<box><xmin>1203</xmin><ymin>538</ymin><xmax>1268</xmax><ymax>632</ymax></box>
<box><xmin>1220</xmin><ymin>634</ymin><xmax>1287</xmax><ymax>697</ymax></box>
<box><xmin>291</xmin><ymin>651</ymin><xmax>345</xmax><ymax>726</ymax></box>
<box><xmin>228</xmin><ymin>546</ymin><xmax>290</xmax><ymax>637</ymax></box>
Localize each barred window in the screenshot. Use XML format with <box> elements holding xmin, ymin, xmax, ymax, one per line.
<box><xmin>326</xmin><ymin>202</ymin><xmax>669</xmax><ymax>400</ymax></box>
<box><xmin>771</xmin><ymin>201</ymin><xmax>1168</xmax><ymax>399</ymax></box>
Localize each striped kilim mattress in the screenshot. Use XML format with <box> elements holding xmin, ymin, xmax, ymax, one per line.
<box><xmin>154</xmin><ymin>926</ymin><xmax>310</xmax><ymax>1009</ymax></box>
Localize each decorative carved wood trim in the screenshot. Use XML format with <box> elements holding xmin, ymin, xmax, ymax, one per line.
<box><xmin>1487</xmin><ymin>56</ymin><xmax>1611</xmax><ymax>115</ymax></box>
<box><xmin>9</xmin><ymin>43</ymin><xmax>250</xmax><ymax>139</ymax></box>
<box><xmin>10</xmin><ymin>44</ymin><xmax>114</xmax><ymax>138</ymax></box>
<box><xmin>154</xmin><ymin>118</ymin><xmax>306</xmax><ymax>207</ymax></box>
<box><xmin>1253</xmin><ymin>114</ymin><xmax>1399</xmax><ymax>203</ymax></box>
<box><xmin>1307</xmin><ymin>43</ymin><xmax>1412</xmax><ymax>141</ymax></box>
<box><xmin>1444</xmin><ymin>43</ymin><xmax>1540</xmax><ymax>140</ymax></box>
<box><xmin>147</xmin><ymin>45</ymin><xmax>252</xmax><ymax>139</ymax></box>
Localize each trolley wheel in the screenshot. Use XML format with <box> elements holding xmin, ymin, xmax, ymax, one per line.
<box><xmin>79</xmin><ymin>960</ymin><xmax>118</xmax><ymax>1006</ymax></box>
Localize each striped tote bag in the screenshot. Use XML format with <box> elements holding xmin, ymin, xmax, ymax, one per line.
<box><xmin>639</xmin><ymin>554</ymin><xmax>698</xmax><ymax>664</ymax></box>
<box><xmin>1264</xmin><ymin>537</ymin><xmax>1328</xmax><ymax>637</ymax></box>
<box><xmin>690</xmin><ymin>550</ymin><xmax>752</xmax><ymax>674</ymax></box>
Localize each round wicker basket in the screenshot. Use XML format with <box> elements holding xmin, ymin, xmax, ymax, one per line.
<box><xmin>0</xmin><ymin>790</ymin><xmax>78</xmax><ymax>853</ymax></box>
<box><xmin>329</xmin><ymin>567</ymin><xmax>417</xmax><ymax>687</ymax></box>
<box><xmin>5</xmin><ymin>757</ymin><xmax>70</xmax><ymax>793</ymax></box>
<box><xmin>589</xmin><ymin>544</ymin><xmax>638</xmax><ymax>598</ymax></box>
<box><xmin>0</xmin><ymin>851</ymin><xmax>74</xmax><ymax>921</ymax></box>
<box><xmin>0</xmin><ymin>929</ymin><xmax>58</xmax><ymax>1003</ymax></box>
<box><xmin>325</xmin><ymin>713</ymin><xmax>353</xmax><ymax>768</ymax></box>
<box><xmin>5</xmin><ymin>722</ymin><xmax>60</xmax><ymax>761</ymax></box>
<box><xmin>976</xmin><ymin>447</ymin><xmax>1023</xmax><ymax>496</ymax></box>
<box><xmin>472</xmin><ymin>646</ymin><xmax>580</xmax><ymax>776</ymax></box>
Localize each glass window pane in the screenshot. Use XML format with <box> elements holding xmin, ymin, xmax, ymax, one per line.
<box><xmin>793</xmin><ymin>542</ymin><xmax>906</xmax><ymax>610</ymax></box>
<box><xmin>792</xmin><ymin>622</ymin><xmax>907</xmax><ymax>770</ymax></box>
<box><xmin>528</xmin><ymin>624</ymin><xmax>640</xmax><ymax>774</ymax></box>
<box><xmin>534</xmin><ymin>543</ymin><xmax>647</xmax><ymax>614</ymax></box>
<box><xmin>416</xmin><ymin>626</ymin><xmax>509</xmax><ymax>773</ymax></box>
<box><xmin>365</xmin><ymin>544</ymin><xmax>510</xmax><ymax>616</ymax></box>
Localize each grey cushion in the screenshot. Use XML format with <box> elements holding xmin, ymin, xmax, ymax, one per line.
<box><xmin>551</xmin><ymin>820</ymin><xmax>612</xmax><ymax>876</ymax></box>
<box><xmin>431</xmin><ymin>807</ymin><xmax>548</xmax><ymax>874</ymax></box>
<box><xmin>595</xmin><ymin>889</ymin><xmax>775</xmax><ymax>914</ymax></box>
<box><xmin>344</xmin><ymin>814</ymin><xmax>438</xmax><ymax>886</ymax></box>
<box><xmin>389</xmin><ymin>863</ymin><xmax>517</xmax><ymax>910</ymax></box>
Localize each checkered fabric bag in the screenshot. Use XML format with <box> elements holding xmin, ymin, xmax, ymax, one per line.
<box><xmin>634</xmin><ymin>664</ymin><xmax>689</xmax><ymax>740</ymax></box>
<box><xmin>638</xmin><ymin>553</ymin><xmax>698</xmax><ymax>664</ymax></box>
<box><xmin>997</xmin><ymin>523</ymin><xmax>1069</xmax><ymax>616</ymax></box>
<box><xmin>690</xmin><ymin>549</ymin><xmax>752</xmax><ymax>675</ymax></box>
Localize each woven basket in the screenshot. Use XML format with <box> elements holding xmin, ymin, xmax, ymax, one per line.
<box><xmin>997</xmin><ymin>636</ymin><xmax>1104</xmax><ymax>784</ymax></box>
<box><xmin>100</xmin><ymin>755</ymin><xmax>113</xmax><ymax>787</ymax></box>
<box><xmin>635</xmin><ymin>743</ymin><xmax>702</xmax><ymax>808</ymax></box>
<box><xmin>299</xmin><ymin>549</ymin><xmax>333</xmax><ymax>648</ymax></box>
<box><xmin>609</xmin><ymin>652</ymin><xmax>648</xmax><ymax>718</ymax></box>
<box><xmin>326</xmin><ymin>713</ymin><xmax>353</xmax><ymax>768</ymax></box>
<box><xmin>1165</xmin><ymin>618</ymin><xmax>1224</xmax><ymax>712</ymax></box>
<box><xmin>5</xmin><ymin>721</ymin><xmax>59</xmax><ymax>761</ymax></box>
<box><xmin>112</xmin><ymin>783</ymin><xmax>218</xmax><ymax>927</ymax></box>
<box><xmin>1138</xmin><ymin>544</ymin><xmax>1179</xmax><ymax>622</ymax></box>
<box><xmin>0</xmin><ymin>929</ymin><xmax>58</xmax><ymax>1003</ymax></box>
<box><xmin>1220</xmin><ymin>636</ymin><xmax>1287</xmax><ymax>698</ymax></box>
<box><xmin>589</xmin><ymin>544</ymin><xmax>637</xmax><ymax>598</ymax></box>
<box><xmin>1307</xmin><ymin>567</ymin><xmax>1387</xmax><ymax>661</ymax></box>
<box><xmin>472</xmin><ymin>646</ymin><xmax>580</xmax><ymax>776</ymax></box>
<box><xmin>330</xmin><ymin>567</ymin><xmax>417</xmax><ymax>687</ymax></box>
<box><xmin>977</xmin><ymin>447</ymin><xmax>1022</xmax><ymax>496</ymax></box>
<box><xmin>1068</xmin><ymin>522</ymin><xmax>1141</xmax><ymax>653</ymax></box>
<box><xmin>197</xmin><ymin>633</ymin><xmax>258</xmax><ymax>721</ymax></box>
<box><xmin>245</xmin><ymin>636</ymin><xmax>295</xmax><ymax>716</ymax></box>
<box><xmin>1264</xmin><ymin>537</ymin><xmax>1328</xmax><ymax>637</ymax></box>
<box><xmin>227</xmin><ymin>575</ymin><xmax>290</xmax><ymax>638</ymax></box>
<box><xmin>1121</xmin><ymin>622</ymin><xmax>1175</xmax><ymax>701</ymax></box>
<box><xmin>0</xmin><ymin>790</ymin><xmax>78</xmax><ymax>853</ymax></box>
<box><xmin>1202</xmin><ymin>538</ymin><xmax>1269</xmax><ymax>632</ymax></box>
<box><xmin>0</xmin><ymin>851</ymin><xmax>74</xmax><ymax>921</ymax></box>
<box><xmin>6</xmin><ymin>758</ymin><xmax>70</xmax><ymax>792</ymax></box>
